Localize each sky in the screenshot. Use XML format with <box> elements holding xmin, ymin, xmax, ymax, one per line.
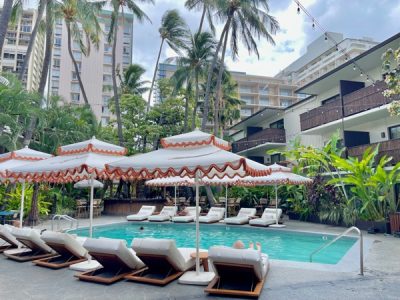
<box><xmin>131</xmin><ymin>0</ymin><xmax>400</xmax><ymax>82</ymax></box>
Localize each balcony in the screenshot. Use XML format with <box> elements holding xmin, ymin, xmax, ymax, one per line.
<box><xmin>347</xmin><ymin>139</ymin><xmax>400</xmax><ymax>164</ymax></box>
<box><xmin>300</xmin><ymin>81</ymin><xmax>389</xmax><ymax>131</ymax></box>
<box><xmin>232</xmin><ymin>128</ymin><xmax>286</xmax><ymax>153</ymax></box>
<box><xmin>300</xmin><ymin>95</ymin><xmax>342</xmax><ymax>131</ymax></box>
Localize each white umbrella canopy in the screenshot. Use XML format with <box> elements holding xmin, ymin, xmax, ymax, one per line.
<box><xmin>238</xmin><ymin>164</ymin><xmax>312</xmax><ymax>227</ymax></box>
<box><xmin>7</xmin><ymin>137</ymin><xmax>127</xmax><ymax>236</ymax></box>
<box><xmin>74</xmin><ymin>179</ymin><xmax>104</xmax><ymax>189</ymax></box>
<box><xmin>0</xmin><ymin>147</ymin><xmax>52</xmax><ymax>227</ymax></box>
<box><xmin>107</xmin><ymin>129</ymin><xmax>272</xmax><ymax>285</ymax></box>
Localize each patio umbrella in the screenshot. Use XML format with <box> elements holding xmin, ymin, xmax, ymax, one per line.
<box><xmin>7</xmin><ymin>137</ymin><xmax>126</xmax><ymax>236</ymax></box>
<box><xmin>0</xmin><ymin>147</ymin><xmax>52</xmax><ymax>227</ymax></box>
<box><xmin>106</xmin><ymin>129</ymin><xmax>272</xmax><ymax>285</ymax></box>
<box><xmin>74</xmin><ymin>179</ymin><xmax>104</xmax><ymax>189</ymax></box>
<box><xmin>238</xmin><ymin>163</ymin><xmax>312</xmax><ymax>228</ymax></box>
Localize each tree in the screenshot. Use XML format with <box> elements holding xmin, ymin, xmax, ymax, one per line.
<box><xmin>218</xmin><ymin>72</ymin><xmax>242</xmax><ymax>132</ymax></box>
<box><xmin>184</xmin><ymin>0</ymin><xmax>216</xmax><ymax>34</ymax></box>
<box><xmin>108</xmin><ymin>0</ymin><xmax>153</xmax><ymax>147</ymax></box>
<box><xmin>201</xmin><ymin>0</ymin><xmax>279</xmax><ymax>134</ymax></box>
<box><xmin>147</xmin><ymin>9</ymin><xmax>189</xmax><ymax>112</ymax></box>
<box><xmin>382</xmin><ymin>46</ymin><xmax>400</xmax><ymax>116</ymax></box>
<box><xmin>118</xmin><ymin>64</ymin><xmax>149</xmax><ymax>95</ymax></box>
<box><xmin>59</xmin><ymin>0</ymin><xmax>103</xmax><ymax>106</ymax></box>
<box><xmin>0</xmin><ymin>0</ymin><xmax>14</xmax><ymax>57</ymax></box>
<box><xmin>170</xmin><ymin>31</ymin><xmax>216</xmax><ymax>131</ymax></box>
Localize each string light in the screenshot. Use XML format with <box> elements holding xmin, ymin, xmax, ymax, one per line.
<box><xmin>353</xmin><ymin>65</ymin><xmax>356</xmax><ymax>71</ymax></box>
<box><xmin>360</xmin><ymin>72</ymin><xmax>363</xmax><ymax>77</ymax></box>
<box><xmin>312</xmin><ymin>19</ymin><xmax>315</xmax><ymax>29</ymax></box>
<box><xmin>297</xmin><ymin>4</ymin><xmax>301</xmax><ymax>14</ymax></box>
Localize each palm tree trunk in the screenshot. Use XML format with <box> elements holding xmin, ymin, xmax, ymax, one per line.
<box><xmin>18</xmin><ymin>0</ymin><xmax>46</xmax><ymax>81</ymax></box>
<box><xmin>0</xmin><ymin>0</ymin><xmax>13</xmax><ymax>57</ymax></box>
<box><xmin>183</xmin><ymin>78</ymin><xmax>190</xmax><ymax>132</ymax></box>
<box><xmin>27</xmin><ymin>183</ymin><xmax>40</xmax><ymax>226</ymax></box>
<box><xmin>201</xmin><ymin>19</ymin><xmax>231</xmax><ymax>131</ymax></box>
<box><xmin>147</xmin><ymin>38</ymin><xmax>164</xmax><ymax>112</ymax></box>
<box><xmin>23</xmin><ymin>0</ymin><xmax>53</xmax><ymax>146</ymax></box>
<box><xmin>111</xmin><ymin>11</ymin><xmax>124</xmax><ymax>147</ymax></box>
<box><xmin>191</xmin><ymin>72</ymin><xmax>200</xmax><ymax>130</ymax></box>
<box><xmin>197</xmin><ymin>5</ymin><xmax>206</xmax><ymax>33</ymax></box>
<box><xmin>213</xmin><ymin>26</ymin><xmax>229</xmax><ymax>136</ymax></box>
<box><xmin>66</xmin><ymin>22</ymin><xmax>89</xmax><ymax>106</ymax></box>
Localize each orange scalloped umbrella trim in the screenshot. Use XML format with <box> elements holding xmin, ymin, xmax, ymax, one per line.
<box><xmin>56</xmin><ymin>143</ymin><xmax>127</xmax><ymax>156</ymax></box>
<box><xmin>0</xmin><ymin>152</ymin><xmax>51</xmax><ymax>163</ymax></box>
<box><xmin>160</xmin><ymin>135</ymin><xmax>231</xmax><ymax>151</ymax></box>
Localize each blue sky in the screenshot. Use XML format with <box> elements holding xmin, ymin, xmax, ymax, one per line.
<box><xmin>132</xmin><ymin>0</ymin><xmax>399</xmax><ymax>81</ymax></box>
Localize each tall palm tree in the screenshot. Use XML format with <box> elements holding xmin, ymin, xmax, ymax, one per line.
<box><xmin>18</xmin><ymin>0</ymin><xmax>46</xmax><ymax>80</ymax></box>
<box><xmin>0</xmin><ymin>0</ymin><xmax>14</xmax><ymax>56</ymax></box>
<box><xmin>201</xmin><ymin>0</ymin><xmax>279</xmax><ymax>134</ymax></box>
<box><xmin>170</xmin><ymin>31</ymin><xmax>216</xmax><ymax>131</ymax></box>
<box><xmin>108</xmin><ymin>0</ymin><xmax>153</xmax><ymax>147</ymax></box>
<box><xmin>184</xmin><ymin>0</ymin><xmax>216</xmax><ymax>34</ymax></box>
<box><xmin>58</xmin><ymin>0</ymin><xmax>103</xmax><ymax>106</ymax></box>
<box><xmin>118</xmin><ymin>63</ymin><xmax>149</xmax><ymax>95</ymax></box>
<box><xmin>147</xmin><ymin>9</ymin><xmax>189</xmax><ymax>112</ymax></box>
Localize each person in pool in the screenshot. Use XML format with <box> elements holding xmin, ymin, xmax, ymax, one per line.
<box><xmin>232</xmin><ymin>240</ymin><xmax>261</xmax><ymax>253</ymax></box>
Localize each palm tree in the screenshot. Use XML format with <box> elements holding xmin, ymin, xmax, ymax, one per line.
<box><xmin>18</xmin><ymin>0</ymin><xmax>46</xmax><ymax>80</ymax></box>
<box><xmin>118</xmin><ymin>64</ymin><xmax>149</xmax><ymax>95</ymax></box>
<box><xmin>184</xmin><ymin>0</ymin><xmax>216</xmax><ymax>34</ymax></box>
<box><xmin>0</xmin><ymin>0</ymin><xmax>14</xmax><ymax>56</ymax></box>
<box><xmin>108</xmin><ymin>0</ymin><xmax>153</xmax><ymax>147</ymax></box>
<box><xmin>58</xmin><ymin>0</ymin><xmax>103</xmax><ymax>106</ymax></box>
<box><xmin>201</xmin><ymin>0</ymin><xmax>279</xmax><ymax>134</ymax></box>
<box><xmin>147</xmin><ymin>9</ymin><xmax>189</xmax><ymax>112</ymax></box>
<box><xmin>170</xmin><ymin>31</ymin><xmax>216</xmax><ymax>131</ymax></box>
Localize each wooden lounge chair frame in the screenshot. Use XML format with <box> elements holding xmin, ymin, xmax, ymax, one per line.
<box><xmin>125</xmin><ymin>253</ymin><xmax>191</xmax><ymax>286</ymax></box>
<box><xmin>76</xmin><ymin>251</ymin><xmax>144</xmax><ymax>284</ymax></box>
<box><xmin>205</xmin><ymin>262</ymin><xmax>268</xmax><ymax>298</ymax></box>
<box><xmin>0</xmin><ymin>235</ymin><xmax>19</xmax><ymax>253</ymax></box>
<box><xmin>33</xmin><ymin>241</ymin><xmax>87</xmax><ymax>269</ymax></box>
<box><xmin>4</xmin><ymin>237</ymin><xmax>56</xmax><ymax>262</ymax></box>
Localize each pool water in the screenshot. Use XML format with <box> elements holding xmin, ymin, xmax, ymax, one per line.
<box><xmin>70</xmin><ymin>223</ymin><xmax>357</xmax><ymax>265</ymax></box>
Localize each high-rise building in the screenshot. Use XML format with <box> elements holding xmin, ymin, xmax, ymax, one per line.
<box><xmin>50</xmin><ymin>10</ymin><xmax>133</xmax><ymax>124</ymax></box>
<box><xmin>0</xmin><ymin>8</ymin><xmax>45</xmax><ymax>91</ymax></box>
<box><xmin>154</xmin><ymin>63</ymin><xmax>178</xmax><ymax>104</ymax></box>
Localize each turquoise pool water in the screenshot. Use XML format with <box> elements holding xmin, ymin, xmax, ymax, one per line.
<box><xmin>70</xmin><ymin>223</ymin><xmax>357</xmax><ymax>265</ymax></box>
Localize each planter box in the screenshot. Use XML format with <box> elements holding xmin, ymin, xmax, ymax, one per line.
<box><xmin>389</xmin><ymin>213</ymin><xmax>400</xmax><ymax>234</ymax></box>
<box><xmin>287</xmin><ymin>211</ymin><xmax>300</xmax><ymax>220</ymax></box>
<box><xmin>355</xmin><ymin>220</ymin><xmax>388</xmax><ymax>233</ymax></box>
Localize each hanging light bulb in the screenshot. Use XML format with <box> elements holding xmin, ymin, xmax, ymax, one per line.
<box><xmin>297</xmin><ymin>4</ymin><xmax>301</xmax><ymax>14</ymax></box>
<box><xmin>336</xmin><ymin>45</ymin><xmax>339</xmax><ymax>51</ymax></box>
<box><xmin>324</xmin><ymin>33</ymin><xmax>328</xmax><ymax>41</ymax></box>
<box><xmin>353</xmin><ymin>65</ymin><xmax>356</xmax><ymax>71</ymax></box>
<box><xmin>360</xmin><ymin>71</ymin><xmax>363</xmax><ymax>77</ymax></box>
<box><xmin>312</xmin><ymin>20</ymin><xmax>315</xmax><ymax>29</ymax></box>
<box><xmin>344</xmin><ymin>55</ymin><xmax>348</xmax><ymax>61</ymax></box>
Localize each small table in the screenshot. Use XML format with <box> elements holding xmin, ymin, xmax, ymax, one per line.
<box><xmin>0</xmin><ymin>211</ymin><xmax>16</xmax><ymax>225</ymax></box>
<box><xmin>190</xmin><ymin>251</ymin><xmax>209</xmax><ymax>272</ymax></box>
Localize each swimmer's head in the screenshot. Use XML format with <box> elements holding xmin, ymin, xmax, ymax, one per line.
<box><xmin>232</xmin><ymin>240</ymin><xmax>245</xmax><ymax>249</ymax></box>
<box><xmin>139</xmin><ymin>226</ymin><xmax>144</xmax><ymax>230</ymax></box>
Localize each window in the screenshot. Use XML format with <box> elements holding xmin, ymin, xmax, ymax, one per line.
<box><xmin>71</xmin><ymin>83</ymin><xmax>80</xmax><ymax>92</ymax></box>
<box><xmin>123</xmin><ymin>25</ymin><xmax>131</xmax><ymax>35</ymax></box>
<box><xmin>241</xmin><ymin>96</ymin><xmax>254</xmax><ymax>105</ymax></box>
<box><xmin>3</xmin><ymin>52</ymin><xmax>15</xmax><ymax>59</ymax></box>
<box><xmin>259</xmin><ymin>87</ymin><xmax>269</xmax><ymax>95</ymax></box>
<box><xmin>54</xmin><ymin>37</ymin><xmax>61</xmax><ymax>47</ymax></box>
<box><xmin>72</xmin><ymin>71</ymin><xmax>80</xmax><ymax>81</ymax></box>
<box><xmin>123</xmin><ymin>46</ymin><xmax>130</xmax><ymax>55</ymax></box>
<box><xmin>240</xmin><ymin>108</ymin><xmax>252</xmax><ymax>116</ymax></box>
<box><xmin>389</xmin><ymin>125</ymin><xmax>400</xmax><ymax>140</ymax></box>
<box><xmin>72</xmin><ymin>41</ymin><xmax>80</xmax><ymax>50</ymax></box>
<box><xmin>53</xmin><ymin>58</ymin><xmax>60</xmax><ymax>68</ymax></box>
<box><xmin>104</xmin><ymin>43</ymin><xmax>112</xmax><ymax>53</ymax></box>
<box><xmin>71</xmin><ymin>93</ymin><xmax>80</xmax><ymax>102</ymax></box>
<box><xmin>51</xmin><ymin>80</ymin><xmax>59</xmax><ymax>88</ymax></box>
<box><xmin>103</xmin><ymin>65</ymin><xmax>112</xmax><ymax>73</ymax></box>
<box><xmin>259</xmin><ymin>97</ymin><xmax>269</xmax><ymax>106</ymax></box>
<box><xmin>73</xmin><ymin>51</ymin><xmax>82</xmax><ymax>60</ymax></box>
<box><xmin>103</xmin><ymin>74</ymin><xmax>112</xmax><ymax>82</ymax></box>
<box><xmin>53</xmin><ymin>48</ymin><xmax>61</xmax><ymax>56</ymax></box>
<box><xmin>6</xmin><ymin>38</ymin><xmax>16</xmax><ymax>45</ymax></box>
<box><xmin>280</xmin><ymin>100</ymin><xmax>292</xmax><ymax>107</ymax></box>
<box><xmin>102</xmin><ymin>85</ymin><xmax>112</xmax><ymax>92</ymax></box>
<box><xmin>101</xmin><ymin>117</ymin><xmax>109</xmax><ymax>126</ymax></box>
<box><xmin>52</xmin><ymin>69</ymin><xmax>60</xmax><ymax>78</ymax></box>
<box><xmin>279</xmin><ymin>88</ymin><xmax>292</xmax><ymax>96</ymax></box>
<box><xmin>102</xmin><ymin>106</ymin><xmax>110</xmax><ymax>115</ymax></box>
<box><xmin>20</xmin><ymin>25</ymin><xmax>31</xmax><ymax>32</ymax></box>
<box><xmin>123</xmin><ymin>55</ymin><xmax>130</xmax><ymax>64</ymax></box>
<box><xmin>55</xmin><ymin>27</ymin><xmax>62</xmax><ymax>35</ymax></box>
<box><xmin>102</xmin><ymin>96</ymin><xmax>110</xmax><ymax>106</ymax></box>
<box><xmin>270</xmin><ymin>154</ymin><xmax>281</xmax><ymax>164</ymax></box>
<box><xmin>270</xmin><ymin>119</ymin><xmax>284</xmax><ymax>129</ymax></box>
<box><xmin>239</xmin><ymin>86</ymin><xmax>253</xmax><ymax>93</ymax></box>
<box><xmin>55</xmin><ymin>18</ymin><xmax>62</xmax><ymax>25</ymax></box>
<box><xmin>103</xmin><ymin>55</ymin><xmax>112</xmax><ymax>64</ymax></box>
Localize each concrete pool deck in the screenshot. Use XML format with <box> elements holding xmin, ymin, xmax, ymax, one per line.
<box><xmin>0</xmin><ymin>217</ymin><xmax>399</xmax><ymax>299</ymax></box>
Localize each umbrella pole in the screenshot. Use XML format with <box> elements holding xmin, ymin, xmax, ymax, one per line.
<box><xmin>275</xmin><ymin>184</ymin><xmax>278</xmax><ymax>225</ymax></box>
<box><xmin>89</xmin><ymin>175</ymin><xmax>94</xmax><ymax>238</ymax></box>
<box><xmin>195</xmin><ymin>173</ymin><xmax>200</xmax><ymax>275</ymax></box>
<box><xmin>174</xmin><ymin>185</ymin><xmax>177</xmax><ymax>209</ymax></box>
<box><xmin>19</xmin><ymin>182</ymin><xmax>25</xmax><ymax>228</ymax></box>
<box><xmin>225</xmin><ymin>184</ymin><xmax>228</xmax><ymax>219</ymax></box>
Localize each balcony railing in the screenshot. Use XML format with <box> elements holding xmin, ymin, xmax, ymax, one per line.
<box><xmin>300</xmin><ymin>95</ymin><xmax>342</xmax><ymax>131</ymax></box>
<box><xmin>300</xmin><ymin>81</ymin><xmax>389</xmax><ymax>131</ymax></box>
<box><xmin>347</xmin><ymin>138</ymin><xmax>400</xmax><ymax>164</ymax></box>
<box><xmin>232</xmin><ymin>128</ymin><xmax>286</xmax><ymax>153</ymax></box>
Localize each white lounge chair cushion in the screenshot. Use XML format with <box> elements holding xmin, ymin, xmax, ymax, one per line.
<box><xmin>132</xmin><ymin>238</ymin><xmax>195</xmax><ymax>272</ymax></box>
<box><xmin>148</xmin><ymin>206</ymin><xmax>177</xmax><ymax>222</ymax></box>
<box><xmin>41</xmin><ymin>231</ymin><xmax>87</xmax><ymax>258</ymax></box>
<box><xmin>126</xmin><ymin>205</ymin><xmax>156</xmax><ymax>221</ymax></box>
<box><xmin>0</xmin><ymin>224</ymin><xmax>21</xmax><ymax>247</ymax></box>
<box><xmin>199</xmin><ymin>207</ymin><xmax>225</xmax><ymax>223</ymax></box>
<box><xmin>172</xmin><ymin>207</ymin><xmax>200</xmax><ymax>223</ymax></box>
<box><xmin>208</xmin><ymin>246</ymin><xmax>269</xmax><ymax>281</ymax></box>
<box><xmin>83</xmin><ymin>238</ymin><xmax>145</xmax><ymax>269</ymax></box>
<box><xmin>224</xmin><ymin>208</ymin><xmax>256</xmax><ymax>224</ymax></box>
<box><xmin>11</xmin><ymin>227</ymin><xmax>52</xmax><ymax>253</ymax></box>
<box><xmin>224</xmin><ymin>217</ymin><xmax>250</xmax><ymax>225</ymax></box>
<box><xmin>250</xmin><ymin>208</ymin><xmax>282</xmax><ymax>226</ymax></box>
<box><xmin>249</xmin><ymin>218</ymin><xmax>276</xmax><ymax>226</ymax></box>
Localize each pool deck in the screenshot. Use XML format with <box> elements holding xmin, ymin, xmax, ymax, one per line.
<box><xmin>1</xmin><ymin>217</ymin><xmax>399</xmax><ymax>299</ymax></box>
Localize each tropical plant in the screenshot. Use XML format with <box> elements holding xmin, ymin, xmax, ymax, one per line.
<box><xmin>0</xmin><ymin>0</ymin><xmax>14</xmax><ymax>56</ymax></box>
<box><xmin>201</xmin><ymin>0</ymin><xmax>279</xmax><ymax>134</ymax></box>
<box><xmin>184</xmin><ymin>0</ymin><xmax>216</xmax><ymax>34</ymax></box>
<box><xmin>382</xmin><ymin>46</ymin><xmax>400</xmax><ymax>116</ymax></box>
<box><xmin>108</xmin><ymin>0</ymin><xmax>153</xmax><ymax>147</ymax></box>
<box><xmin>147</xmin><ymin>9</ymin><xmax>189</xmax><ymax>111</ymax></box>
<box><xmin>118</xmin><ymin>64</ymin><xmax>149</xmax><ymax>95</ymax></box>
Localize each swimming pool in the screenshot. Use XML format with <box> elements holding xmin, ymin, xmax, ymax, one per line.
<box><xmin>69</xmin><ymin>223</ymin><xmax>357</xmax><ymax>265</ymax></box>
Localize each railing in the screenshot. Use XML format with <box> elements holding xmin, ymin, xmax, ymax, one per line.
<box><xmin>310</xmin><ymin>226</ymin><xmax>363</xmax><ymax>276</ymax></box>
<box><xmin>51</xmin><ymin>215</ymin><xmax>79</xmax><ymax>231</ymax></box>
<box><xmin>347</xmin><ymin>138</ymin><xmax>400</xmax><ymax>164</ymax></box>
<box><xmin>232</xmin><ymin>128</ymin><xmax>286</xmax><ymax>153</ymax></box>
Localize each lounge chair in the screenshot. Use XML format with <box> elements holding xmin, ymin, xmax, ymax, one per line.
<box><xmin>76</xmin><ymin>238</ymin><xmax>145</xmax><ymax>284</ymax></box>
<box><xmin>3</xmin><ymin>227</ymin><xmax>55</xmax><ymax>262</ymax></box>
<box><xmin>148</xmin><ymin>206</ymin><xmax>177</xmax><ymax>222</ymax></box>
<box><xmin>172</xmin><ymin>206</ymin><xmax>200</xmax><ymax>223</ymax></box>
<box><xmin>33</xmin><ymin>231</ymin><xmax>88</xmax><ymax>269</ymax></box>
<box><xmin>125</xmin><ymin>238</ymin><xmax>195</xmax><ymax>286</ymax></box>
<box><xmin>0</xmin><ymin>224</ymin><xmax>22</xmax><ymax>253</ymax></box>
<box><xmin>126</xmin><ymin>205</ymin><xmax>156</xmax><ymax>221</ymax></box>
<box><xmin>199</xmin><ymin>207</ymin><xmax>225</xmax><ymax>223</ymax></box>
<box><xmin>249</xmin><ymin>208</ymin><xmax>283</xmax><ymax>227</ymax></box>
<box><xmin>205</xmin><ymin>246</ymin><xmax>269</xmax><ymax>298</ymax></box>
<box><xmin>224</xmin><ymin>208</ymin><xmax>257</xmax><ymax>225</ymax></box>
